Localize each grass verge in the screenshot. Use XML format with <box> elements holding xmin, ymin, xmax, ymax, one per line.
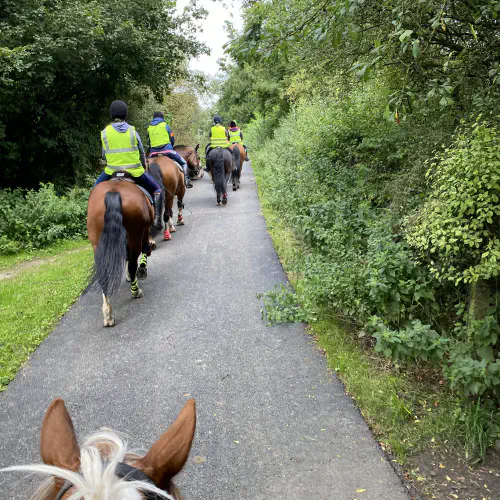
<box><xmin>0</xmin><ymin>239</ymin><xmax>89</xmax><ymax>271</ymax></box>
<box><xmin>0</xmin><ymin>241</ymin><xmax>92</xmax><ymax>390</ymax></box>
<box><xmin>253</xmin><ymin>169</ymin><xmax>499</xmax><ymax>491</ymax></box>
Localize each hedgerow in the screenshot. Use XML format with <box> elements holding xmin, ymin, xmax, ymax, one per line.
<box><xmin>247</xmin><ymin>86</ymin><xmax>500</xmax><ymax>404</ymax></box>
<box><xmin>0</xmin><ymin>184</ymin><xmax>88</xmax><ymax>254</ymax></box>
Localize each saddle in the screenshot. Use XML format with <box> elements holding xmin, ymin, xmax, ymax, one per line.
<box><xmin>110</xmin><ymin>171</ymin><xmax>153</xmax><ymax>205</ymax></box>
<box><xmin>148</xmin><ymin>153</ymin><xmax>184</xmax><ymax>174</ymax></box>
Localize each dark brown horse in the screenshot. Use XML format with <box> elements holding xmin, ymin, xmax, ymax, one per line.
<box><xmin>148</xmin><ymin>156</ymin><xmax>186</xmax><ymax>241</ymax></box>
<box><xmin>228</xmin><ymin>143</ymin><xmax>245</xmax><ymax>190</ymax></box>
<box><xmin>1</xmin><ymin>397</ymin><xmax>196</xmax><ymax>499</ymax></box>
<box><xmin>207</xmin><ymin>147</ymin><xmax>235</xmax><ymax>206</ymax></box>
<box><xmin>87</xmin><ymin>180</ymin><xmax>153</xmax><ymax>327</ymax></box>
<box><xmin>174</xmin><ymin>144</ymin><xmax>204</xmax><ymax>179</ymax></box>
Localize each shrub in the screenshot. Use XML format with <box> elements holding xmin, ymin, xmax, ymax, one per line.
<box><xmin>0</xmin><ymin>184</ymin><xmax>88</xmax><ymax>254</ymax></box>
<box><xmin>406</xmin><ymin>121</ymin><xmax>500</xmax><ymax>284</ymax></box>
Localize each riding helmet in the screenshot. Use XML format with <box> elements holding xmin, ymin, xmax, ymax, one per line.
<box><xmin>110</xmin><ymin>100</ymin><xmax>128</xmax><ymax>120</ymax></box>
<box><xmin>213</xmin><ymin>114</ymin><xmax>222</xmax><ymax>124</ymax></box>
<box><xmin>230</xmin><ymin>120</ymin><xmax>237</xmax><ymax>127</ymax></box>
<box><xmin>153</xmin><ymin>111</ymin><xmax>164</xmax><ymax>119</ymax></box>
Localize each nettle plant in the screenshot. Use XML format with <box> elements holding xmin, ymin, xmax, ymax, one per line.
<box><xmin>406</xmin><ymin>121</ymin><xmax>500</xmax><ymax>285</ymax></box>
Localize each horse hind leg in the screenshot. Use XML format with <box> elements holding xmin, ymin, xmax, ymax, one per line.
<box><xmin>177</xmin><ymin>199</ymin><xmax>185</xmax><ymax>225</ymax></box>
<box><xmin>102</xmin><ymin>294</ymin><xmax>115</xmax><ymax>327</ymax></box>
<box><xmin>164</xmin><ymin>196</ymin><xmax>173</xmax><ymax>240</ymax></box>
<box><xmin>128</xmin><ymin>248</ymin><xmax>144</xmax><ymax>298</ymax></box>
<box><xmin>136</xmin><ymin>253</ymin><xmax>148</xmax><ymax>280</ymax></box>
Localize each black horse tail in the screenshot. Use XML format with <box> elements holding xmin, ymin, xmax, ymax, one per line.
<box><xmin>92</xmin><ymin>191</ymin><xmax>127</xmax><ymax>297</ymax></box>
<box><xmin>231</xmin><ymin>146</ymin><xmax>241</xmax><ymax>181</ymax></box>
<box><xmin>212</xmin><ymin>148</ymin><xmax>226</xmax><ymax>198</ymax></box>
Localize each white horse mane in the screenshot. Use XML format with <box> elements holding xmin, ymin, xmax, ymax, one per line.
<box><xmin>1</xmin><ymin>429</ymin><xmax>175</xmax><ymax>500</ymax></box>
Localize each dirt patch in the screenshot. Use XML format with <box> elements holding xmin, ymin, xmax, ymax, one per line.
<box><xmin>408</xmin><ymin>446</ymin><xmax>500</xmax><ymax>499</ymax></box>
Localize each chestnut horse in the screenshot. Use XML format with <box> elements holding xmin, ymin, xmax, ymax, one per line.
<box><xmin>228</xmin><ymin>143</ymin><xmax>245</xmax><ymax>191</ymax></box>
<box><xmin>87</xmin><ymin>180</ymin><xmax>153</xmax><ymax>327</ymax></box>
<box><xmin>148</xmin><ymin>156</ymin><xmax>186</xmax><ymax>241</ymax></box>
<box><xmin>174</xmin><ymin>144</ymin><xmax>203</xmax><ymax>179</ymax></box>
<box><xmin>207</xmin><ymin>147</ymin><xmax>235</xmax><ymax>206</ymax></box>
<box><xmin>0</xmin><ymin>397</ymin><xmax>196</xmax><ymax>500</ymax></box>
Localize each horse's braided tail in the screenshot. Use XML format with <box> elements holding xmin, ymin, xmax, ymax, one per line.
<box><xmin>212</xmin><ymin>148</ymin><xmax>226</xmax><ymax>197</ymax></box>
<box><xmin>92</xmin><ymin>191</ymin><xmax>127</xmax><ymax>297</ymax></box>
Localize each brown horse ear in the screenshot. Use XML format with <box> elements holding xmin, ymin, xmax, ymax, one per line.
<box><xmin>40</xmin><ymin>399</ymin><xmax>80</xmax><ymax>471</ymax></box>
<box><xmin>195</xmin><ymin>144</ymin><xmax>200</xmax><ymax>152</ymax></box>
<box><xmin>136</xmin><ymin>399</ymin><xmax>196</xmax><ymax>489</ymax></box>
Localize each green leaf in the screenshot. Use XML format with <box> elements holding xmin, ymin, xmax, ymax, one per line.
<box><xmin>399</xmin><ymin>29</ymin><xmax>413</xmax><ymax>42</ymax></box>
<box><xmin>412</xmin><ymin>40</ymin><xmax>421</xmax><ymax>59</ymax></box>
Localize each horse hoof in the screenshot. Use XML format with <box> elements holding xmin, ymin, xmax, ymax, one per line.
<box><xmin>103</xmin><ymin>317</ymin><xmax>115</xmax><ymax>327</ymax></box>
<box><xmin>164</xmin><ymin>230</ymin><xmax>172</xmax><ymax>241</ymax></box>
<box><xmin>150</xmin><ymin>240</ymin><xmax>157</xmax><ymax>251</ymax></box>
<box><xmin>233</xmin><ymin>186</ymin><xmax>237</xmax><ymax>191</ymax></box>
<box><xmin>217</xmin><ymin>201</ymin><xmax>221</xmax><ymax>206</ymax></box>
<box><xmin>137</xmin><ymin>267</ymin><xmax>147</xmax><ymax>280</ymax></box>
<box><xmin>132</xmin><ymin>288</ymin><xmax>144</xmax><ymax>299</ymax></box>
<box><xmin>222</xmin><ymin>197</ymin><xmax>228</xmax><ymax>206</ymax></box>
<box><xmin>170</xmin><ymin>226</ymin><xmax>177</xmax><ymax>233</ymax></box>
<box><xmin>177</xmin><ymin>217</ymin><xmax>185</xmax><ymax>225</ymax></box>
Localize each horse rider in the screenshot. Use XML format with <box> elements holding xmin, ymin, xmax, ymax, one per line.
<box><xmin>94</xmin><ymin>100</ymin><xmax>163</xmax><ymax>229</ymax></box>
<box><xmin>147</xmin><ymin>111</ymin><xmax>193</xmax><ymax>188</ymax></box>
<box><xmin>228</xmin><ymin>120</ymin><xmax>249</xmax><ymax>161</ymax></box>
<box><xmin>205</xmin><ymin>114</ymin><xmax>230</xmax><ymax>172</ymax></box>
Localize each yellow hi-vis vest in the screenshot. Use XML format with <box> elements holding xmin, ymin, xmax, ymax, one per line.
<box><xmin>228</xmin><ymin>128</ymin><xmax>242</xmax><ymax>144</ymax></box>
<box><xmin>101</xmin><ymin>125</ymin><xmax>144</xmax><ymax>177</ymax></box>
<box><xmin>210</xmin><ymin>125</ymin><xmax>229</xmax><ymax>148</ymax></box>
<box><xmin>147</xmin><ymin>122</ymin><xmax>171</xmax><ymax>148</ymax></box>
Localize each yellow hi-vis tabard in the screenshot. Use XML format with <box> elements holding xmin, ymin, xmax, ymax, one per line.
<box><xmin>228</xmin><ymin>128</ymin><xmax>242</xmax><ymax>144</ymax></box>
<box><xmin>147</xmin><ymin>123</ymin><xmax>172</xmax><ymax>148</ymax></box>
<box><xmin>210</xmin><ymin>125</ymin><xmax>229</xmax><ymax>148</ymax></box>
<box><xmin>101</xmin><ymin>125</ymin><xmax>144</xmax><ymax>177</ymax></box>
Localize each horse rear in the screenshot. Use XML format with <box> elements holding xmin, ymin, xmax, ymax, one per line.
<box><xmin>87</xmin><ymin>181</ymin><xmax>152</xmax><ymax>326</ymax></box>
<box><xmin>229</xmin><ymin>143</ymin><xmax>245</xmax><ymax>190</ymax></box>
<box><xmin>208</xmin><ymin>147</ymin><xmax>234</xmax><ymax>205</ymax></box>
<box><xmin>149</xmin><ymin>156</ymin><xmax>186</xmax><ymax>240</ymax></box>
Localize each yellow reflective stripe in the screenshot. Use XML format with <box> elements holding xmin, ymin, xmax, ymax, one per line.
<box><xmin>105</xmin><ymin>163</ymin><xmax>142</xmax><ymax>169</ymax></box>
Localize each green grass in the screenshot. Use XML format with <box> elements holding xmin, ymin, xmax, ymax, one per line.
<box><xmin>0</xmin><ymin>238</ymin><xmax>89</xmax><ymax>271</ymax></box>
<box><xmin>0</xmin><ymin>242</ymin><xmax>93</xmax><ymax>390</ymax></box>
<box><xmin>253</xmin><ymin>170</ymin><xmax>497</xmax><ymax>464</ymax></box>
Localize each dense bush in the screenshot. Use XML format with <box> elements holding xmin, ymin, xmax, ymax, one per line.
<box><xmin>0</xmin><ymin>184</ymin><xmax>88</xmax><ymax>254</ymax></box>
<box><xmin>248</xmin><ymin>86</ymin><xmax>500</xmax><ymax>399</ymax></box>
<box><xmin>407</xmin><ymin>121</ymin><xmax>500</xmax><ymax>285</ymax></box>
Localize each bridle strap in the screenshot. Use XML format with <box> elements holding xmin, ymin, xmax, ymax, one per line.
<box><xmin>54</xmin><ymin>462</ymin><xmax>166</xmax><ymax>500</ymax></box>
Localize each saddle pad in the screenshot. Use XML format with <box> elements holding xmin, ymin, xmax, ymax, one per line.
<box><xmin>110</xmin><ymin>177</ymin><xmax>153</xmax><ymax>205</ymax></box>
<box><xmin>137</xmin><ymin>185</ymin><xmax>153</xmax><ymax>205</ymax></box>
<box><xmin>148</xmin><ymin>153</ymin><xmax>184</xmax><ymax>174</ymax></box>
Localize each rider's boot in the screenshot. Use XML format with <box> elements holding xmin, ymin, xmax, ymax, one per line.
<box><xmin>153</xmin><ymin>192</ymin><xmax>162</xmax><ymax>229</ymax></box>
<box><xmin>244</xmin><ymin>145</ymin><xmax>249</xmax><ymax>161</ymax></box>
<box><xmin>183</xmin><ymin>164</ymin><xmax>193</xmax><ymax>188</ymax></box>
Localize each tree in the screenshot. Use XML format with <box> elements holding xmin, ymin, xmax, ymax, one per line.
<box><xmin>0</xmin><ymin>0</ymin><xmax>207</xmax><ymax>188</ymax></box>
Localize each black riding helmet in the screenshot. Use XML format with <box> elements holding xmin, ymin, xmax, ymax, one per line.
<box><xmin>110</xmin><ymin>100</ymin><xmax>128</xmax><ymax>120</ymax></box>
<box><xmin>153</xmin><ymin>111</ymin><xmax>164</xmax><ymax>118</ymax></box>
<box><xmin>213</xmin><ymin>114</ymin><xmax>222</xmax><ymax>124</ymax></box>
<box><xmin>230</xmin><ymin>120</ymin><xmax>237</xmax><ymax>127</ymax></box>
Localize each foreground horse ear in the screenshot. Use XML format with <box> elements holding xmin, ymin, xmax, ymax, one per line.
<box><xmin>40</xmin><ymin>399</ymin><xmax>80</xmax><ymax>471</ymax></box>
<box><xmin>195</xmin><ymin>144</ymin><xmax>200</xmax><ymax>152</ymax></box>
<box><xmin>137</xmin><ymin>399</ymin><xmax>196</xmax><ymax>489</ymax></box>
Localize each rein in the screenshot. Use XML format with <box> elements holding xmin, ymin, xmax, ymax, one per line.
<box><xmin>55</xmin><ymin>462</ymin><xmax>166</xmax><ymax>500</ymax></box>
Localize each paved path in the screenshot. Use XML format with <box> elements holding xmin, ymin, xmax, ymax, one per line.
<box><xmin>0</xmin><ymin>164</ymin><xmax>409</xmax><ymax>499</ymax></box>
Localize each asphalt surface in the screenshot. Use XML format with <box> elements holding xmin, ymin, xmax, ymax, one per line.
<box><xmin>0</xmin><ymin>164</ymin><xmax>409</xmax><ymax>499</ymax></box>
